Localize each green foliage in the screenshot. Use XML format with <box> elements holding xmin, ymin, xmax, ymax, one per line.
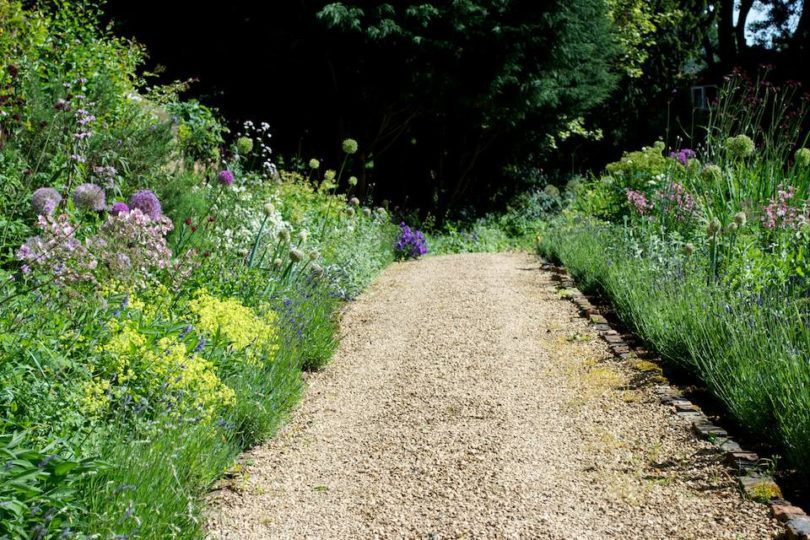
<box><xmin>0</xmin><ymin>3</ymin><xmax>398</xmax><ymax>537</ymax></box>
<box><xmin>542</xmin><ymin>73</ymin><xmax>810</xmax><ymax>480</ymax></box>
<box><xmin>317</xmin><ymin>0</ymin><xmax>619</xmax><ymax>210</ymax></box>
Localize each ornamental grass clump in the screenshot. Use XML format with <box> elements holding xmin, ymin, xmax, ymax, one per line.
<box><xmin>395</xmin><ymin>222</ymin><xmax>428</xmax><ymax>260</ymax></box>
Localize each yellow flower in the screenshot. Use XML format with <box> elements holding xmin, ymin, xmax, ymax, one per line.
<box><xmin>189</xmin><ymin>290</ymin><xmax>279</xmax><ymax>364</ymax></box>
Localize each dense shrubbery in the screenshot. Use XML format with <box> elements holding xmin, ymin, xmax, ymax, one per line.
<box><xmin>539</xmin><ymin>70</ymin><xmax>810</xmax><ymax>478</ymax></box>
<box><xmin>0</xmin><ymin>2</ymin><xmax>395</xmax><ymax>537</ymax></box>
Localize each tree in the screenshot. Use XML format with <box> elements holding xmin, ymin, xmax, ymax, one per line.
<box><xmin>317</xmin><ymin>0</ymin><xmax>618</xmax><ymax>215</ymax></box>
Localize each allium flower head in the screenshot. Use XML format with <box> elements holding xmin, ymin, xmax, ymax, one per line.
<box><xmin>308</xmin><ymin>250</ymin><xmax>320</xmax><ymax>261</ymax></box>
<box><xmin>32</xmin><ymin>187</ymin><xmax>62</xmax><ymax>216</ymax></box>
<box><xmin>346</xmin><ymin>207</ymin><xmax>355</xmax><ymax>216</ymax></box>
<box><xmin>129</xmin><ymin>190</ymin><xmax>162</xmax><ymax>220</ymax></box>
<box><xmin>543</xmin><ymin>185</ymin><xmax>561</xmax><ymax>198</ymax></box>
<box><xmin>263</xmin><ymin>202</ymin><xmax>275</xmax><ymax>217</ymax></box>
<box><xmin>289</xmin><ymin>248</ymin><xmax>305</xmax><ymax>263</ymax></box>
<box><xmin>701</xmin><ymin>164</ymin><xmax>723</xmax><ymax>184</ymax></box>
<box><xmin>310</xmin><ymin>263</ymin><xmax>325</xmax><ymax>276</ymax></box>
<box><xmin>796</xmin><ymin>148</ymin><xmax>810</xmax><ymax>168</ymax></box>
<box><xmin>725</xmin><ymin>134</ymin><xmax>755</xmax><ymax>157</ymax></box>
<box><xmin>73</xmin><ymin>183</ymin><xmax>106</xmax><ymax>211</ymax></box>
<box><xmin>273</xmin><ymin>258</ymin><xmax>284</xmax><ymax>268</ymax></box>
<box><xmin>218</xmin><ymin>170</ymin><xmax>235</xmax><ymax>186</ymax></box>
<box><xmin>363</xmin><ymin>207</ymin><xmax>372</xmax><ymax>217</ymax></box>
<box><xmin>348</xmin><ymin>176</ymin><xmax>358</xmax><ymax>187</ymax></box>
<box><xmin>734</xmin><ymin>211</ymin><xmax>747</xmax><ymax>226</ymax></box>
<box><xmin>342</xmin><ymin>138</ymin><xmax>359</xmax><ymax>155</ymax></box>
<box><xmin>324</xmin><ymin>169</ymin><xmax>336</xmax><ymax>181</ymax></box>
<box><xmin>236</xmin><ymin>137</ymin><xmax>254</xmax><ymax>154</ymax></box>
<box><xmin>669</xmin><ymin>148</ymin><xmax>696</xmax><ymax>166</ymax></box>
<box><xmin>297</xmin><ymin>230</ymin><xmax>309</xmax><ymax>242</ymax></box>
<box><xmin>279</xmin><ymin>229</ymin><xmax>291</xmax><ymax>243</ymax></box>
<box><xmin>309</xmin><ymin>158</ymin><xmax>320</xmax><ymax>169</ymax></box>
<box><xmin>349</xmin><ymin>197</ymin><xmax>360</xmax><ymax>207</ymax></box>
<box><xmin>111</xmin><ymin>202</ymin><xmax>130</xmax><ymax>216</ymax></box>
<box><xmin>683</xmin><ymin>243</ymin><xmax>695</xmax><ymax>255</ymax></box>
<box><xmin>707</xmin><ymin>217</ymin><xmax>722</xmax><ymax>236</ymax></box>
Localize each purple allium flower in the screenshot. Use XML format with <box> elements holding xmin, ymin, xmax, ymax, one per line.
<box><xmin>394</xmin><ymin>222</ymin><xmax>428</xmax><ymax>260</ymax></box>
<box><xmin>218</xmin><ymin>170</ymin><xmax>235</xmax><ymax>186</ymax></box>
<box><xmin>32</xmin><ymin>187</ymin><xmax>62</xmax><ymax>216</ymax></box>
<box><xmin>72</xmin><ymin>183</ymin><xmax>106</xmax><ymax>211</ymax></box>
<box><xmin>669</xmin><ymin>148</ymin><xmax>697</xmax><ymax>166</ymax></box>
<box><xmin>110</xmin><ymin>202</ymin><xmax>130</xmax><ymax>216</ymax></box>
<box><xmin>129</xmin><ymin>190</ymin><xmax>162</xmax><ymax>220</ymax></box>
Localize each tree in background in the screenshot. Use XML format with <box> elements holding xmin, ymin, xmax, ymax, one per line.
<box><xmin>316</xmin><ymin>0</ymin><xmax>618</xmax><ymax>217</ymax></box>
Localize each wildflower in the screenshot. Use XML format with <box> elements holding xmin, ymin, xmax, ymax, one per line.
<box><xmin>363</xmin><ymin>207</ymin><xmax>372</xmax><ymax>217</ymax></box>
<box><xmin>309</xmin><ymin>158</ymin><xmax>320</xmax><ymax>169</ymax></box>
<box><xmin>297</xmin><ymin>230</ymin><xmax>309</xmax><ymax>242</ymax></box>
<box><xmin>683</xmin><ymin>243</ymin><xmax>695</xmax><ymax>255</ymax></box>
<box><xmin>73</xmin><ymin>183</ymin><xmax>106</xmax><ymax>211</ymax></box>
<box><xmin>725</xmin><ymin>134</ymin><xmax>755</xmax><ymax>157</ymax></box>
<box><xmin>129</xmin><ymin>190</ymin><xmax>162</xmax><ymax>220</ymax></box>
<box><xmin>32</xmin><ymin>188</ymin><xmax>62</xmax><ymax>216</ymax></box>
<box><xmin>349</xmin><ymin>197</ymin><xmax>360</xmax><ymax>207</ymax></box>
<box><xmin>70</xmin><ymin>154</ymin><xmax>86</xmax><ymax>163</ymax></box>
<box><xmin>289</xmin><ymin>248</ymin><xmax>305</xmax><ymax>262</ymax></box>
<box><xmin>796</xmin><ymin>148</ymin><xmax>810</xmax><ymax>168</ymax></box>
<box><xmin>348</xmin><ymin>176</ymin><xmax>358</xmax><ymax>187</ymax></box>
<box><xmin>110</xmin><ymin>202</ymin><xmax>130</xmax><ymax>216</ymax></box>
<box><xmin>394</xmin><ymin>222</ymin><xmax>428</xmax><ymax>259</ymax></box>
<box><xmin>734</xmin><ymin>211</ymin><xmax>747</xmax><ymax>226</ymax></box>
<box><xmin>701</xmin><ymin>164</ymin><xmax>723</xmax><ymax>184</ymax></box>
<box><xmin>707</xmin><ymin>218</ymin><xmax>722</xmax><ymax>236</ymax></box>
<box><xmin>669</xmin><ymin>148</ymin><xmax>696</xmax><ymax>166</ymax></box>
<box><xmin>218</xmin><ymin>170</ymin><xmax>235</xmax><ymax>186</ymax></box>
<box><xmin>342</xmin><ymin>138</ymin><xmax>359</xmax><ymax>155</ymax></box>
<box><xmin>236</xmin><ymin>137</ymin><xmax>254</xmax><ymax>154</ymax></box>
<box><xmin>762</xmin><ymin>186</ymin><xmax>799</xmax><ymax>229</ymax></box>
<box><xmin>625</xmin><ymin>189</ymin><xmax>651</xmax><ymax>215</ymax></box>
<box><xmin>263</xmin><ymin>202</ymin><xmax>276</xmax><ymax>217</ymax></box>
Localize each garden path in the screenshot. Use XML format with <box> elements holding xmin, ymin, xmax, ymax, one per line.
<box><xmin>207</xmin><ymin>252</ymin><xmax>778</xmax><ymax>539</ymax></box>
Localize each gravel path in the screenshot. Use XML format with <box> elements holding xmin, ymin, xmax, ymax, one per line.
<box><xmin>207</xmin><ymin>252</ymin><xmax>779</xmax><ymax>539</ymax></box>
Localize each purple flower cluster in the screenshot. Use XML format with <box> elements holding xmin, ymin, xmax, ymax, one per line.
<box><xmin>89</xmin><ymin>208</ymin><xmax>174</xmax><ymax>286</ymax></box>
<box><xmin>73</xmin><ymin>183</ymin><xmax>106</xmax><ymax>211</ymax></box>
<box><xmin>394</xmin><ymin>222</ymin><xmax>428</xmax><ymax>259</ymax></box>
<box><xmin>669</xmin><ymin>148</ymin><xmax>696</xmax><ymax>166</ymax></box>
<box><xmin>626</xmin><ymin>189</ymin><xmax>652</xmax><ymax>215</ymax></box>
<box><xmin>655</xmin><ymin>182</ymin><xmax>696</xmax><ymax>221</ymax></box>
<box><xmin>129</xmin><ymin>190</ymin><xmax>162</xmax><ymax>220</ymax></box>
<box><xmin>32</xmin><ymin>187</ymin><xmax>62</xmax><ymax>216</ymax></box>
<box><xmin>17</xmin><ymin>213</ymin><xmax>98</xmax><ymax>283</ymax></box>
<box><xmin>218</xmin><ymin>170</ymin><xmax>235</xmax><ymax>186</ymax></box>
<box><xmin>762</xmin><ymin>186</ymin><xmax>800</xmax><ymax>229</ymax></box>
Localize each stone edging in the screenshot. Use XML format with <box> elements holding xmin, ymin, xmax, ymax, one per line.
<box><xmin>541</xmin><ymin>261</ymin><xmax>810</xmax><ymax>540</ymax></box>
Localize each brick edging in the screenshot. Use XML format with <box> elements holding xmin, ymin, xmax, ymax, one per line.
<box><xmin>541</xmin><ymin>261</ymin><xmax>810</xmax><ymax>540</ymax></box>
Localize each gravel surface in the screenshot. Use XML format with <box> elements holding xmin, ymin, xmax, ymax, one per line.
<box><xmin>207</xmin><ymin>252</ymin><xmax>780</xmax><ymax>539</ymax></box>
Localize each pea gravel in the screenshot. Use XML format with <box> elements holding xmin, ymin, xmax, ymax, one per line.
<box><xmin>207</xmin><ymin>252</ymin><xmax>780</xmax><ymax>539</ymax></box>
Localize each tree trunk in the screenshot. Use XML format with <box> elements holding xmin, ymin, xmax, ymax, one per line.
<box><xmin>717</xmin><ymin>0</ymin><xmax>736</xmax><ymax>67</ymax></box>
<box><xmin>735</xmin><ymin>0</ymin><xmax>754</xmax><ymax>60</ymax></box>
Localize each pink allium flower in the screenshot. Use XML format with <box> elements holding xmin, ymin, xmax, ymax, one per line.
<box><xmin>111</xmin><ymin>202</ymin><xmax>130</xmax><ymax>216</ymax></box>
<box><xmin>218</xmin><ymin>170</ymin><xmax>235</xmax><ymax>186</ymax></box>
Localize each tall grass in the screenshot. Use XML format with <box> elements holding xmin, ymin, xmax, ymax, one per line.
<box><xmin>540</xmin><ymin>220</ymin><xmax>810</xmax><ymax>476</ymax></box>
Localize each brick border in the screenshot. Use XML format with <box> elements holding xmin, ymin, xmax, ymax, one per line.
<box><xmin>541</xmin><ymin>261</ymin><xmax>810</xmax><ymax>540</ymax></box>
